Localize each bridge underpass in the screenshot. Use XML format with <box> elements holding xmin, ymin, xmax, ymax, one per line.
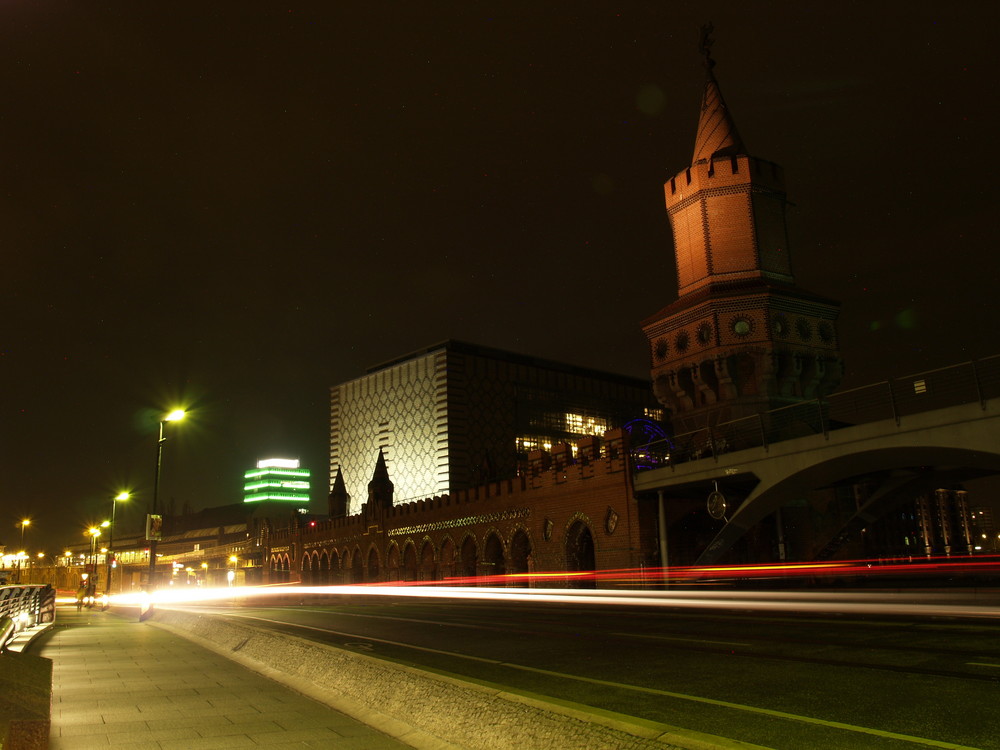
<box><xmin>633</xmin><ymin>358</ymin><xmax>1000</xmax><ymax>566</ymax></box>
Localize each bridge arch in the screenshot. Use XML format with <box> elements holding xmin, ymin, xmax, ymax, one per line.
<box><xmin>697</xmin><ymin>442</ymin><xmax>1000</xmax><ymax>564</ymax></box>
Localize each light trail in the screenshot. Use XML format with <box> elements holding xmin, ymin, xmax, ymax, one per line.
<box><xmin>101</xmin><ymin>556</ymin><xmax>1000</xmax><ymax>618</ymax></box>
<box><xmin>109</xmin><ymin>579</ymin><xmax>1000</xmax><ymax>620</ymax></box>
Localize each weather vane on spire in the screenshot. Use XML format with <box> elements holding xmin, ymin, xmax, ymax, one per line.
<box><xmin>699</xmin><ymin>22</ymin><xmax>716</xmax><ymax>72</ymax></box>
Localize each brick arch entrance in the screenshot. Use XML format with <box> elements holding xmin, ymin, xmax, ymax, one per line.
<box><xmin>350</xmin><ymin>548</ymin><xmax>363</xmax><ymax>583</ymax></box>
<box><xmin>402</xmin><ymin>543</ymin><xmax>418</xmax><ymax>582</ymax></box>
<box><xmin>483</xmin><ymin>533</ymin><xmax>505</xmax><ymax>578</ymax></box>
<box><xmin>366</xmin><ymin>546</ymin><xmax>380</xmax><ymax>582</ymax></box>
<box><xmin>460</xmin><ymin>536</ymin><xmax>477</xmax><ymax>579</ymax></box>
<box><xmin>439</xmin><ymin>538</ymin><xmax>456</xmax><ymax>579</ymax></box>
<box><xmin>419</xmin><ymin>540</ymin><xmax>436</xmax><ymax>581</ymax></box>
<box><xmin>509</xmin><ymin>529</ymin><xmax>532</xmax><ymax>575</ymax></box>
<box><xmin>565</xmin><ymin>520</ymin><xmax>595</xmax><ymax>588</ymax></box>
<box><xmin>328</xmin><ymin>548</ymin><xmax>342</xmax><ymax>584</ymax></box>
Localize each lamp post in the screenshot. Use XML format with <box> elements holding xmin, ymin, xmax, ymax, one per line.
<box><xmin>148</xmin><ymin>409</ymin><xmax>185</xmax><ymax>588</ymax></box>
<box><xmin>86</xmin><ymin>528</ymin><xmax>101</xmax><ymax>602</ymax></box>
<box><xmin>15</xmin><ymin>519</ymin><xmax>30</xmax><ymax>583</ymax></box>
<box><xmin>106</xmin><ymin>492</ymin><xmax>130</xmax><ymax>598</ymax></box>
<box><xmin>228</xmin><ymin>555</ymin><xmax>238</xmax><ymax>587</ymax></box>
<box><xmin>87</xmin><ymin>528</ymin><xmax>101</xmax><ymax>566</ymax></box>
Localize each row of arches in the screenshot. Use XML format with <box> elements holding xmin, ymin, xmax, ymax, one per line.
<box><xmin>269</xmin><ymin>520</ymin><xmax>596</xmax><ymax>586</ymax></box>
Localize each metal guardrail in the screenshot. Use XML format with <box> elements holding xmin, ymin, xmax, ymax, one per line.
<box><xmin>0</xmin><ymin>584</ymin><xmax>56</xmax><ymax>652</ymax></box>
<box><xmin>633</xmin><ymin>355</ymin><xmax>1000</xmax><ymax>472</ymax></box>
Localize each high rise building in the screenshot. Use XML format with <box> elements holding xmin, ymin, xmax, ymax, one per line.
<box><xmin>243</xmin><ymin>458</ymin><xmax>311</xmax><ymax>509</ymax></box>
<box><xmin>329</xmin><ymin>340</ymin><xmax>660</xmax><ymax>514</ymax></box>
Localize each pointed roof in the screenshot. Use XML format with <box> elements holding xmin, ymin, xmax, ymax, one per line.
<box><xmin>330</xmin><ymin>467</ymin><xmax>347</xmax><ymax>497</ymax></box>
<box><xmin>691</xmin><ymin>25</ymin><xmax>744</xmax><ymax>164</ymax></box>
<box><xmin>368</xmin><ymin>448</ymin><xmax>394</xmax><ymax>491</ymax></box>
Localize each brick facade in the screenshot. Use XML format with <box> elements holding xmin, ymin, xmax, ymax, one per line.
<box><xmin>265</xmin><ymin>430</ymin><xmax>657</xmax><ymax>586</ymax></box>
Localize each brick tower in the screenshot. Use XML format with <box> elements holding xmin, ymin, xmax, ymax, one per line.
<box><xmin>642</xmin><ymin>28</ymin><xmax>842</xmax><ymax>433</ymax></box>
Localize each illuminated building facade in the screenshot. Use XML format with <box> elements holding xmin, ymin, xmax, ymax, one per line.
<box><xmin>329</xmin><ymin>341</ymin><xmax>660</xmax><ymax>514</ymax></box>
<box><xmin>244</xmin><ymin>458</ymin><xmax>311</xmax><ymax>509</ymax></box>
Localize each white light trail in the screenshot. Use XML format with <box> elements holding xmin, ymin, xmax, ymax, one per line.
<box><xmin>107</xmin><ymin>584</ymin><xmax>1000</xmax><ymax>620</ymax></box>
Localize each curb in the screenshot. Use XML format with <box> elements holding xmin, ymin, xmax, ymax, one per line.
<box><xmin>147</xmin><ymin>608</ymin><xmax>769</xmax><ymax>750</ymax></box>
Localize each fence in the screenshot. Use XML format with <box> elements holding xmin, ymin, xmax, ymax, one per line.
<box><xmin>0</xmin><ymin>584</ymin><xmax>56</xmax><ymax>652</ymax></box>
<box><xmin>633</xmin><ymin>355</ymin><xmax>1000</xmax><ymax>472</ymax></box>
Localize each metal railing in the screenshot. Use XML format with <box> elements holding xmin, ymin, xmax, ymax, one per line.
<box><xmin>633</xmin><ymin>355</ymin><xmax>1000</xmax><ymax>472</ymax></box>
<box><xmin>0</xmin><ymin>584</ymin><xmax>56</xmax><ymax>652</ymax></box>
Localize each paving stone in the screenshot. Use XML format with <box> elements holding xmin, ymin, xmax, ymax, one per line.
<box><xmin>39</xmin><ymin>606</ymin><xmax>409</xmax><ymax>749</ymax></box>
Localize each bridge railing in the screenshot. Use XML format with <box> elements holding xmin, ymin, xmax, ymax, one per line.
<box><xmin>0</xmin><ymin>584</ymin><xmax>56</xmax><ymax>652</ymax></box>
<box><xmin>633</xmin><ymin>354</ymin><xmax>1000</xmax><ymax>472</ymax></box>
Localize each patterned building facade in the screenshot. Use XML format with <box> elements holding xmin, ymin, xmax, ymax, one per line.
<box><xmin>330</xmin><ymin>340</ymin><xmax>660</xmax><ymax>514</ymax></box>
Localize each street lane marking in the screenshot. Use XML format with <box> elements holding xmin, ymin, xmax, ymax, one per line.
<box><xmin>614</xmin><ymin>632</ymin><xmax>750</xmax><ymax>647</ymax></box>
<box><xmin>232</xmin><ymin>613</ymin><xmax>980</xmax><ymax>750</ymax></box>
<box><xmin>502</xmin><ymin>662</ymin><xmax>983</xmax><ymax>750</ymax></box>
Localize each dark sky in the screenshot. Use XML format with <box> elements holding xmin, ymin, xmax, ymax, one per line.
<box><xmin>3</xmin><ymin>2</ymin><xmax>998</xmax><ymax>552</ymax></box>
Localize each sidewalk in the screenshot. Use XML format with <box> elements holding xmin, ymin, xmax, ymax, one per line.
<box><xmin>37</xmin><ymin>605</ymin><xmax>410</xmax><ymax>749</ymax></box>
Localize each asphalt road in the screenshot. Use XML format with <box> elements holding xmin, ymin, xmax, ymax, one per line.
<box><xmin>179</xmin><ymin>593</ymin><xmax>1000</xmax><ymax>749</ymax></box>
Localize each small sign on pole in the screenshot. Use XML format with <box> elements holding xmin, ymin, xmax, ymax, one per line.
<box><xmin>146</xmin><ymin>514</ymin><xmax>163</xmax><ymax>541</ymax></box>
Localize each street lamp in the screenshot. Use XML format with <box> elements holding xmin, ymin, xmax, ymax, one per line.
<box><xmin>106</xmin><ymin>491</ymin><xmax>130</xmax><ymax>598</ymax></box>
<box><xmin>86</xmin><ymin>527</ymin><xmax>101</xmax><ymax>600</ymax></box>
<box><xmin>15</xmin><ymin>519</ymin><xmax>30</xmax><ymax>583</ymax></box>
<box><xmin>87</xmin><ymin>528</ymin><xmax>101</xmax><ymax>563</ymax></box>
<box><xmin>148</xmin><ymin>409</ymin><xmax>186</xmax><ymax>587</ymax></box>
<box><xmin>228</xmin><ymin>555</ymin><xmax>238</xmax><ymax>586</ymax></box>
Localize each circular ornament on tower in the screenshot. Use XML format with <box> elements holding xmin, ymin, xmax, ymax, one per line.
<box><xmin>818</xmin><ymin>322</ymin><xmax>834</xmax><ymax>343</ymax></box>
<box><xmin>731</xmin><ymin>317</ymin><xmax>753</xmax><ymax>337</ymax></box>
<box><xmin>654</xmin><ymin>338</ymin><xmax>669</xmax><ymax>361</ymax></box>
<box><xmin>771</xmin><ymin>315</ymin><xmax>789</xmax><ymax>338</ymax></box>
<box><xmin>697</xmin><ymin>322</ymin><xmax>713</xmax><ymax>345</ymax></box>
<box><xmin>795</xmin><ymin>318</ymin><xmax>812</xmax><ymax>341</ymax></box>
<box><xmin>675</xmin><ymin>330</ymin><xmax>690</xmax><ymax>353</ymax></box>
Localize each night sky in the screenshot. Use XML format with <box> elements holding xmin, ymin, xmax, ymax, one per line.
<box><xmin>3</xmin><ymin>3</ymin><xmax>998</xmax><ymax>553</ymax></box>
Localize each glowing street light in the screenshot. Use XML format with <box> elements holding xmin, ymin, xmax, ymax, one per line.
<box><xmin>87</xmin><ymin>527</ymin><xmax>101</xmax><ymax>551</ymax></box>
<box><xmin>148</xmin><ymin>409</ymin><xmax>186</xmax><ymax>587</ymax></box>
<box><xmin>86</xmin><ymin>528</ymin><xmax>102</xmax><ymax>592</ymax></box>
<box><xmin>228</xmin><ymin>555</ymin><xmax>238</xmax><ymax>586</ymax></box>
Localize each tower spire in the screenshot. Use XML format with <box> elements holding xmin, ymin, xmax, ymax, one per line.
<box><xmin>692</xmin><ymin>23</ymin><xmax>744</xmax><ymax>165</ymax></box>
<box><xmin>367</xmin><ymin>448</ymin><xmax>394</xmax><ymax>511</ymax></box>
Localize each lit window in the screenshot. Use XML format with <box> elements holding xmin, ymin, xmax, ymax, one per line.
<box><xmin>564</xmin><ymin>413</ymin><xmax>608</xmax><ymax>436</ymax></box>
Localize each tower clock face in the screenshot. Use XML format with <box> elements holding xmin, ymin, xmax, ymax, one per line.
<box><xmin>772</xmin><ymin>317</ymin><xmax>788</xmax><ymax>337</ymax></box>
